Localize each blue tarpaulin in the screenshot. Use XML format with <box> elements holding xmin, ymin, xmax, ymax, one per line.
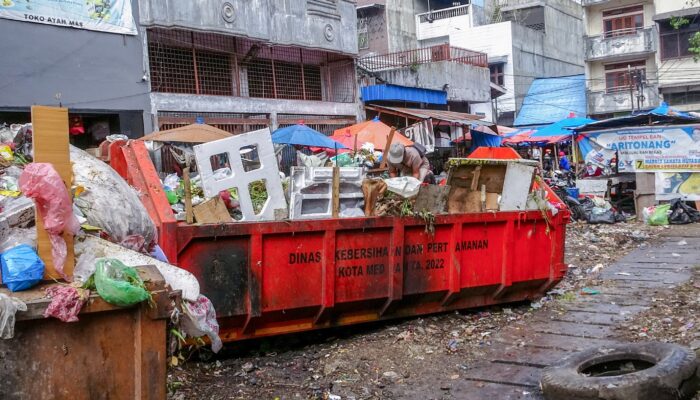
<box><xmin>361</xmin><ymin>84</ymin><xmax>447</xmax><ymax>105</ymax></box>
<box><xmin>271</xmin><ymin>124</ymin><xmax>347</xmax><ymax>149</ymax></box>
<box><xmin>574</xmin><ymin>102</ymin><xmax>700</xmax><ymax>132</ymax></box>
<box><xmin>513</xmin><ymin>75</ymin><xmax>587</xmax><ymax>127</ymax></box>
<box><xmin>470</xmin><ymin>129</ymin><xmax>502</xmax><ymax>152</ymax></box>
<box><xmin>530</xmin><ymin>116</ymin><xmax>596</xmax><ymax>138</ymax></box>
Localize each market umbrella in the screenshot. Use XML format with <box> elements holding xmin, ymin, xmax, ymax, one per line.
<box><xmin>331</xmin><ymin>117</ymin><xmax>413</xmax><ymax>151</ymax></box>
<box><xmin>271</xmin><ymin>124</ymin><xmax>347</xmax><ymax>149</ymax></box>
<box><xmin>138</xmin><ymin>124</ymin><xmax>232</xmax><ymax>143</ymax></box>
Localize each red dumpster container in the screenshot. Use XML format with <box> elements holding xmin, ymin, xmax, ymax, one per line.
<box><xmin>110</xmin><ymin>141</ymin><xmax>569</xmax><ymax>342</ymax></box>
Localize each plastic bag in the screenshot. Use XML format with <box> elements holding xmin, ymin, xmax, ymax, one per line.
<box><xmin>43</xmin><ymin>286</ymin><xmax>89</xmax><ymax>323</ymax></box>
<box><xmin>668</xmin><ymin>199</ymin><xmax>700</xmax><ymax>224</ymax></box>
<box><xmin>384</xmin><ymin>177</ymin><xmax>422</xmax><ymax>198</ymax></box>
<box><xmin>0</xmin><ymin>227</ymin><xmax>37</xmax><ymax>254</ymax></box>
<box><xmin>331</xmin><ymin>152</ymin><xmax>353</xmax><ymax>167</ymax></box>
<box><xmin>19</xmin><ymin>163</ymin><xmax>80</xmax><ymax>279</ymax></box>
<box><xmin>71</xmin><ymin>146</ymin><xmax>156</xmax><ymax>252</ymax></box>
<box><xmin>648</xmin><ymin>204</ymin><xmax>671</xmax><ymax>226</ymax></box>
<box><xmin>163</xmin><ymin>173</ymin><xmax>181</xmax><ymax>191</ymax></box>
<box><xmin>0</xmin><ymin>293</ymin><xmax>27</xmax><ymax>339</ymax></box>
<box><xmin>94</xmin><ymin>258</ymin><xmax>150</xmax><ymax>307</ymax></box>
<box><xmin>181</xmin><ymin>295</ymin><xmax>223</xmax><ymax>353</ymax></box>
<box><xmin>73</xmin><ymin>246</ymin><xmax>97</xmax><ymax>284</ymax></box>
<box><xmin>1</xmin><ymin>244</ymin><xmax>45</xmax><ymax>292</ymax></box>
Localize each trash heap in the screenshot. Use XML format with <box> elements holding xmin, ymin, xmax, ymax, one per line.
<box><xmin>0</xmin><ymin>123</ymin><xmax>222</xmax><ymax>352</ymax></box>
<box><xmin>162</xmin><ymin>129</ymin><xmax>555</xmax><ymax>224</ymax></box>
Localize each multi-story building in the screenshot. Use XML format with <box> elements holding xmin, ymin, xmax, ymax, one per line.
<box><xmin>0</xmin><ymin>0</ymin><xmax>361</xmax><ymax>142</ymax></box>
<box><xmin>355</xmin><ymin>0</ymin><xmax>491</xmax><ymax>119</ymax></box>
<box><xmin>357</xmin><ymin>0</ymin><xmax>585</xmax><ymax>126</ymax></box>
<box><xmin>583</xmin><ymin>0</ymin><xmax>700</xmax><ymax>117</ymax></box>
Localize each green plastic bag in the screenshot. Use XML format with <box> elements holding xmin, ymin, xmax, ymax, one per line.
<box><xmin>94</xmin><ymin>258</ymin><xmax>150</xmax><ymax>307</ymax></box>
<box><xmin>165</xmin><ymin>189</ymin><xmax>179</xmax><ymax>205</ymax></box>
<box><xmin>648</xmin><ymin>204</ymin><xmax>671</xmax><ymax>226</ymax></box>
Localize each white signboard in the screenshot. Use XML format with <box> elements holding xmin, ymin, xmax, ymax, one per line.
<box><xmin>655</xmin><ymin>172</ymin><xmax>700</xmax><ymax>201</ymax></box>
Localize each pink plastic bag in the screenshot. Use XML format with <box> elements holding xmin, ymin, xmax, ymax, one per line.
<box><xmin>43</xmin><ymin>285</ymin><xmax>89</xmax><ymax>323</ymax></box>
<box><xmin>19</xmin><ymin>163</ymin><xmax>80</xmax><ymax>280</ymax></box>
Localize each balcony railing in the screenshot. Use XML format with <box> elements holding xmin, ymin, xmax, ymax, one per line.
<box><xmin>587</xmin><ymin>85</ymin><xmax>659</xmax><ymax>115</ymax></box>
<box><xmin>585</xmin><ymin>26</ymin><xmax>657</xmax><ymax>61</ymax></box>
<box><xmin>416</xmin><ymin>4</ymin><xmax>470</xmax><ymax>23</ymax></box>
<box><xmin>357</xmin><ymin>44</ymin><xmax>487</xmax><ymax>73</ymax></box>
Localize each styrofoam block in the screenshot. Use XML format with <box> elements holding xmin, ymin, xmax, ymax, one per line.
<box><xmin>289</xmin><ymin>167</ymin><xmax>365</xmax><ymax>220</ymax></box>
<box><xmin>499</xmin><ymin>163</ymin><xmax>536</xmax><ymax>211</ymax></box>
<box><xmin>193</xmin><ymin>128</ymin><xmax>287</xmax><ymax>222</ymax></box>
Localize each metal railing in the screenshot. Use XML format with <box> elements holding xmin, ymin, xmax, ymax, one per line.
<box><xmin>417</xmin><ymin>4</ymin><xmax>470</xmax><ymax>23</ymax></box>
<box><xmin>357</xmin><ymin>44</ymin><xmax>488</xmax><ymax>72</ymax></box>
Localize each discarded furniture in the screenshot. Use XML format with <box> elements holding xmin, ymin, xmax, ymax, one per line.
<box><xmin>445</xmin><ymin>158</ymin><xmax>538</xmax><ymax>213</ymax></box>
<box><xmin>289</xmin><ymin>167</ymin><xmax>365</xmax><ymax>220</ymax></box>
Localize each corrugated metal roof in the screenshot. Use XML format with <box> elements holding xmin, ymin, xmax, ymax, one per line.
<box><xmin>367</xmin><ymin>105</ymin><xmax>486</xmax><ymax>125</ymax></box>
<box><xmin>361</xmin><ymin>84</ymin><xmax>447</xmax><ymax>105</ymax></box>
<box><xmin>513</xmin><ymin>75</ymin><xmax>587</xmax><ymax>127</ymax></box>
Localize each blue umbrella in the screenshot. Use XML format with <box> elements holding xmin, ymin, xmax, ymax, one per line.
<box><xmin>530</xmin><ymin>116</ymin><xmax>596</xmax><ymax>138</ymax></box>
<box><xmin>271</xmin><ymin>124</ymin><xmax>347</xmax><ymax>149</ymax></box>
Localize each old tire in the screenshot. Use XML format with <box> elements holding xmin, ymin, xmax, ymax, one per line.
<box><xmin>541</xmin><ymin>342</ymin><xmax>699</xmax><ymax>400</ymax></box>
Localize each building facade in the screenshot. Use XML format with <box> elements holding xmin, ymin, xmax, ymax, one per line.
<box><xmin>355</xmin><ymin>0</ymin><xmax>491</xmax><ymax>120</ymax></box>
<box><xmin>0</xmin><ymin>0</ymin><xmax>150</xmax><ymax>145</ymax></box>
<box><xmin>583</xmin><ymin>0</ymin><xmax>700</xmax><ymax>117</ymax></box>
<box><xmin>0</xmin><ymin>0</ymin><xmax>362</xmax><ymax>143</ymax></box>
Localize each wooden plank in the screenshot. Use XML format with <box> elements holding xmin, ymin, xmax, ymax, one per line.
<box><xmin>331</xmin><ymin>166</ymin><xmax>340</xmax><ymax>218</ymax></box>
<box><xmin>183</xmin><ymin>167</ymin><xmax>194</xmax><ymax>224</ymax></box>
<box><xmin>31</xmin><ymin>105</ymin><xmax>74</xmax><ymax>280</ymax></box>
<box><xmin>379</xmin><ymin>127</ymin><xmax>396</xmax><ymax>169</ymax></box>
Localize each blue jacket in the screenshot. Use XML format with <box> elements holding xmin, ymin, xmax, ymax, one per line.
<box><xmin>559</xmin><ymin>156</ymin><xmax>571</xmax><ymax>171</ymax></box>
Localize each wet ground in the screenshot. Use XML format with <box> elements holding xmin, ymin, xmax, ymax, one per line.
<box><xmin>168</xmin><ymin>222</ymin><xmax>698</xmax><ymax>400</ymax></box>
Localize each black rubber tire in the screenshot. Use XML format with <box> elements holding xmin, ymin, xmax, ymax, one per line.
<box><xmin>540</xmin><ymin>342</ymin><xmax>699</xmax><ymax>400</ymax></box>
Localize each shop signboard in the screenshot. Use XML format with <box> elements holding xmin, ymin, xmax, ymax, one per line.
<box><xmin>0</xmin><ymin>0</ymin><xmax>137</xmax><ymax>35</ymax></box>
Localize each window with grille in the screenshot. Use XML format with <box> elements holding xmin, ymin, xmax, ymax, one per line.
<box><xmin>603</xmin><ymin>5</ymin><xmax>644</xmax><ymax>38</ymax></box>
<box><xmin>147</xmin><ymin>28</ymin><xmax>355</xmax><ymax>103</ymax></box>
<box><xmin>659</xmin><ymin>18</ymin><xmax>700</xmax><ymax>60</ymax></box>
<box><xmin>604</xmin><ymin>60</ymin><xmax>646</xmax><ymax>92</ymax></box>
<box><xmin>489</xmin><ymin>63</ymin><xmax>505</xmax><ymax>86</ymax></box>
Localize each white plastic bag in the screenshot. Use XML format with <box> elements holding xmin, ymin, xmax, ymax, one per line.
<box><xmin>181</xmin><ymin>295</ymin><xmax>223</xmax><ymax>353</ymax></box>
<box><xmin>0</xmin><ymin>293</ymin><xmax>27</xmax><ymax>339</ymax></box>
<box><xmin>71</xmin><ymin>146</ymin><xmax>157</xmax><ymax>252</ymax></box>
<box><xmin>384</xmin><ymin>177</ymin><xmax>422</xmax><ymax>198</ymax></box>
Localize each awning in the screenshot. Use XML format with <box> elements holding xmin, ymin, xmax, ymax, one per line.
<box><xmin>138</xmin><ymin>124</ymin><xmax>232</xmax><ymax>143</ymax></box>
<box><xmin>361</xmin><ymin>84</ymin><xmax>447</xmax><ymax>105</ymax></box>
<box><xmin>366</xmin><ymin>105</ymin><xmax>486</xmax><ymax>126</ymax></box>
<box><xmin>654</xmin><ymin>7</ymin><xmax>700</xmax><ymax>21</ymax></box>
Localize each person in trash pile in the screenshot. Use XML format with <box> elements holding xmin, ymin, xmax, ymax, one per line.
<box><xmin>558</xmin><ymin>151</ymin><xmax>571</xmax><ymax>171</ymax></box>
<box><xmin>387</xmin><ymin>143</ymin><xmax>434</xmax><ymax>183</ymax></box>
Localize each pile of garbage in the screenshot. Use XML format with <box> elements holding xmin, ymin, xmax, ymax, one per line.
<box><xmin>0</xmin><ymin>123</ymin><xmax>222</xmax><ymax>351</ymax></box>
<box><xmin>644</xmin><ymin>199</ymin><xmax>700</xmax><ymax>226</ymax></box>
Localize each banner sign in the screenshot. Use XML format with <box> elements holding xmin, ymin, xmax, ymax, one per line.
<box><xmin>0</xmin><ymin>0</ymin><xmax>137</xmax><ymax>35</ymax></box>
<box><xmin>578</xmin><ymin>125</ymin><xmax>700</xmax><ymax>173</ymax></box>
<box><xmin>655</xmin><ymin>172</ymin><xmax>700</xmax><ymax>201</ymax></box>
<box><xmin>403</xmin><ymin>120</ymin><xmax>435</xmax><ymax>154</ymax></box>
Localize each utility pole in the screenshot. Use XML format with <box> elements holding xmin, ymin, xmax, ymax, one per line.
<box><xmin>628</xmin><ymin>64</ymin><xmax>635</xmax><ymax>113</ymax></box>
<box><xmin>635</xmin><ymin>69</ymin><xmax>646</xmax><ymax>111</ymax></box>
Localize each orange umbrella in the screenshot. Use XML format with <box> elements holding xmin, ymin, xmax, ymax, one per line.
<box><xmin>331</xmin><ymin>118</ymin><xmax>413</xmax><ymax>151</ymax></box>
